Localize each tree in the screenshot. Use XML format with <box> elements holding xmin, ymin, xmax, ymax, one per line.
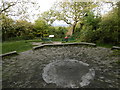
<box><xmin>0</xmin><ymin>0</ymin><xmax>40</xmax><ymax>22</ymax></box>
<box><xmin>1</xmin><ymin>13</ymin><xmax>36</xmax><ymax>41</ymax></box>
<box><xmin>34</xmin><ymin>18</ymin><xmax>49</xmax><ymax>38</ymax></box>
<box><xmin>97</xmin><ymin>6</ymin><xmax>119</xmax><ymax>44</ymax></box>
<box><xmin>0</xmin><ymin>0</ymin><xmax>16</xmax><ymax>14</ymax></box>
<box><xmin>49</xmin><ymin>0</ymin><xmax>97</xmax><ymax>35</ymax></box>
<box><xmin>40</xmin><ymin>10</ymin><xmax>57</xmax><ymax>25</ymax></box>
<box><xmin>1</xmin><ymin>14</ymin><xmax>16</xmax><ymax>41</ymax></box>
<box><xmin>15</xmin><ymin>20</ymin><xmax>34</xmax><ymax>39</ymax></box>
<box><xmin>54</xmin><ymin>27</ymin><xmax>67</xmax><ymax>38</ymax></box>
<box><xmin>79</xmin><ymin>1</ymin><xmax>120</xmax><ymax>44</ymax></box>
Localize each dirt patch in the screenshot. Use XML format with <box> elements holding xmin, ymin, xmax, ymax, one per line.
<box><xmin>2</xmin><ymin>46</ymin><xmax>120</xmax><ymax>88</ymax></box>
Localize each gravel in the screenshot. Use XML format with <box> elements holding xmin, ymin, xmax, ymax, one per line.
<box><xmin>2</xmin><ymin>45</ymin><xmax>120</xmax><ymax>88</ymax></box>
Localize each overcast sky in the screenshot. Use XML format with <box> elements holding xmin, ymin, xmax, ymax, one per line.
<box><xmin>5</xmin><ymin>0</ymin><xmax>118</xmax><ymax>26</ymax></box>
<box><xmin>38</xmin><ymin>0</ymin><xmax>57</xmax><ymax>13</ymax></box>
<box><xmin>33</xmin><ymin>0</ymin><xmax>117</xmax><ymax>26</ymax></box>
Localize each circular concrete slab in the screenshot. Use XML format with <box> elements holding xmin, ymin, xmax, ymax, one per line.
<box><xmin>42</xmin><ymin>59</ymin><xmax>95</xmax><ymax>88</ymax></box>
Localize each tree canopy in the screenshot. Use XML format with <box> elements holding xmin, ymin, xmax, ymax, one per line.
<box><xmin>43</xmin><ymin>0</ymin><xmax>97</xmax><ymax>34</ymax></box>
<box><xmin>1</xmin><ymin>0</ymin><xmax>120</xmax><ymax>45</ymax></box>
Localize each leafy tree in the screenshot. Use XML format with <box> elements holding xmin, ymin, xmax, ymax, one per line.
<box><xmin>15</xmin><ymin>20</ymin><xmax>34</xmax><ymax>39</ymax></box>
<box><xmin>1</xmin><ymin>14</ymin><xmax>15</xmax><ymax>41</ymax></box>
<box><xmin>54</xmin><ymin>27</ymin><xmax>67</xmax><ymax>38</ymax></box>
<box><xmin>73</xmin><ymin>11</ymin><xmax>101</xmax><ymax>42</ymax></box>
<box><xmin>1</xmin><ymin>14</ymin><xmax>35</xmax><ymax>41</ymax></box>
<box><xmin>80</xmin><ymin>1</ymin><xmax>120</xmax><ymax>45</ymax></box>
<box><xmin>0</xmin><ymin>0</ymin><xmax>40</xmax><ymax>21</ymax></box>
<box><xmin>49</xmin><ymin>0</ymin><xmax>97</xmax><ymax>34</ymax></box>
<box><xmin>96</xmin><ymin>6</ymin><xmax>119</xmax><ymax>44</ymax></box>
<box><xmin>0</xmin><ymin>0</ymin><xmax>16</xmax><ymax>14</ymax></box>
<box><xmin>47</xmin><ymin>26</ymin><xmax>56</xmax><ymax>35</ymax></box>
<box><xmin>34</xmin><ymin>19</ymin><xmax>49</xmax><ymax>38</ymax></box>
<box><xmin>40</xmin><ymin>10</ymin><xmax>56</xmax><ymax>25</ymax></box>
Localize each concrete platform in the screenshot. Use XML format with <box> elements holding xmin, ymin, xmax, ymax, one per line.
<box><xmin>42</xmin><ymin>59</ymin><xmax>95</xmax><ymax>88</ymax></box>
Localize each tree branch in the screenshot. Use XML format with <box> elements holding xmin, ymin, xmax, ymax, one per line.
<box><xmin>0</xmin><ymin>3</ymin><xmax>16</xmax><ymax>14</ymax></box>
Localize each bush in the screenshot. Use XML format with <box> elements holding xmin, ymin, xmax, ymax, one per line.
<box><xmin>80</xmin><ymin>25</ymin><xmax>96</xmax><ymax>42</ymax></box>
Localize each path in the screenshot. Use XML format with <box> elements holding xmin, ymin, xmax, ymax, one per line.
<box><xmin>32</xmin><ymin>41</ymin><xmax>62</xmax><ymax>46</ymax></box>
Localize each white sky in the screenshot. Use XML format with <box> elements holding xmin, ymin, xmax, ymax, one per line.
<box><xmin>4</xmin><ymin>0</ymin><xmax>118</xmax><ymax>26</ymax></box>
<box><xmin>37</xmin><ymin>0</ymin><xmax>114</xmax><ymax>14</ymax></box>
<box><xmin>38</xmin><ymin>0</ymin><xmax>57</xmax><ymax>13</ymax></box>
<box><xmin>34</xmin><ymin>0</ymin><xmax>116</xmax><ymax>26</ymax></box>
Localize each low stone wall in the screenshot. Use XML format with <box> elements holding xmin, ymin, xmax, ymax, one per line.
<box><xmin>32</xmin><ymin>45</ymin><xmax>45</xmax><ymax>50</ymax></box>
<box><xmin>33</xmin><ymin>42</ymin><xmax>96</xmax><ymax>50</ymax></box>
<box><xmin>111</xmin><ymin>46</ymin><xmax>120</xmax><ymax>50</ymax></box>
<box><xmin>0</xmin><ymin>51</ymin><xmax>18</xmax><ymax>57</ymax></box>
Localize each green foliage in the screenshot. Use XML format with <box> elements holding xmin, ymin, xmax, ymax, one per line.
<box><xmin>34</xmin><ymin>19</ymin><xmax>49</xmax><ymax>38</ymax></box>
<box><xmin>75</xmin><ymin>11</ymin><xmax>101</xmax><ymax>43</ymax></box>
<box><xmin>40</xmin><ymin>10</ymin><xmax>56</xmax><ymax>25</ymax></box>
<box><xmin>82</xmin><ymin>12</ymin><xmax>101</xmax><ymax>30</ymax></box>
<box><xmin>27</xmin><ymin>39</ymin><xmax>42</xmax><ymax>42</ymax></box>
<box><xmin>80</xmin><ymin>25</ymin><xmax>96</xmax><ymax>42</ymax></box>
<box><xmin>1</xmin><ymin>1</ymin><xmax>119</xmax><ymax>48</ymax></box>
<box><xmin>0</xmin><ymin>42</ymin><xmax>2</xmax><ymax>54</ymax></box>
<box><xmin>54</xmin><ymin>27</ymin><xmax>67</xmax><ymax>38</ymax></box>
<box><xmin>48</xmin><ymin>1</ymin><xmax>97</xmax><ymax>34</ymax></box>
<box><xmin>95</xmin><ymin>7</ymin><xmax>119</xmax><ymax>44</ymax></box>
<box><xmin>2</xmin><ymin>14</ymin><xmax>35</xmax><ymax>41</ymax></box>
<box><xmin>96</xmin><ymin>43</ymin><xmax>113</xmax><ymax>48</ymax></box>
<box><xmin>15</xmin><ymin>20</ymin><xmax>35</xmax><ymax>39</ymax></box>
<box><xmin>2</xmin><ymin>14</ymin><xmax>16</xmax><ymax>41</ymax></box>
<box><xmin>78</xmin><ymin>4</ymin><xmax>119</xmax><ymax>46</ymax></box>
<box><xmin>48</xmin><ymin>26</ymin><xmax>56</xmax><ymax>35</ymax></box>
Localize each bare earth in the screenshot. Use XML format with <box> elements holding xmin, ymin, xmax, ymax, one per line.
<box><xmin>2</xmin><ymin>45</ymin><xmax>120</xmax><ymax>88</ymax></box>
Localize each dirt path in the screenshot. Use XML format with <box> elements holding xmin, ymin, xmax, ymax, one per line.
<box><xmin>32</xmin><ymin>42</ymin><xmax>62</xmax><ymax>46</ymax></box>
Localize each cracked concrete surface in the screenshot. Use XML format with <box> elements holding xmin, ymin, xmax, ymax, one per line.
<box><xmin>42</xmin><ymin>59</ymin><xmax>95</xmax><ymax>88</ymax></box>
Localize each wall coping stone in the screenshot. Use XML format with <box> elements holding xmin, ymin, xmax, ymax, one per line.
<box><xmin>33</xmin><ymin>42</ymin><xmax>96</xmax><ymax>50</ymax></box>
<box><xmin>0</xmin><ymin>51</ymin><xmax>18</xmax><ymax>57</ymax></box>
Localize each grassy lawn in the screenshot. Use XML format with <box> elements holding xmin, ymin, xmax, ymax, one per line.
<box><xmin>96</xmin><ymin>43</ymin><xmax>113</xmax><ymax>48</ymax></box>
<box><xmin>2</xmin><ymin>40</ymin><xmax>33</xmax><ymax>54</ymax></box>
<box><xmin>1</xmin><ymin>38</ymin><xmax>117</xmax><ymax>54</ymax></box>
<box><xmin>1</xmin><ymin>38</ymin><xmax>71</xmax><ymax>54</ymax></box>
<box><xmin>1</xmin><ymin>38</ymin><xmax>44</xmax><ymax>54</ymax></box>
<box><xmin>26</xmin><ymin>39</ymin><xmax>42</xmax><ymax>42</ymax></box>
<box><xmin>0</xmin><ymin>42</ymin><xmax>2</xmax><ymax>54</ymax></box>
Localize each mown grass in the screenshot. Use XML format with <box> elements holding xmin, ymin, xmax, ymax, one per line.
<box><xmin>2</xmin><ymin>40</ymin><xmax>33</xmax><ymax>54</ymax></box>
<box><xmin>96</xmin><ymin>43</ymin><xmax>113</xmax><ymax>48</ymax></box>
<box><xmin>0</xmin><ymin>42</ymin><xmax>2</xmax><ymax>54</ymax></box>
<box><xmin>1</xmin><ymin>38</ymin><xmax>117</xmax><ymax>54</ymax></box>
<box><xmin>26</xmin><ymin>39</ymin><xmax>42</xmax><ymax>42</ymax></box>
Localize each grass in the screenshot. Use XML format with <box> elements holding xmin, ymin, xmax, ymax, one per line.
<box><xmin>1</xmin><ymin>38</ymin><xmax>44</xmax><ymax>54</ymax></box>
<box><xmin>26</xmin><ymin>39</ymin><xmax>42</xmax><ymax>42</ymax></box>
<box><xmin>96</xmin><ymin>43</ymin><xmax>113</xmax><ymax>48</ymax></box>
<box><xmin>1</xmin><ymin>38</ymin><xmax>71</xmax><ymax>54</ymax></box>
<box><xmin>0</xmin><ymin>42</ymin><xmax>2</xmax><ymax>54</ymax></box>
<box><xmin>1</xmin><ymin>38</ymin><xmax>117</xmax><ymax>54</ymax></box>
<box><xmin>2</xmin><ymin>40</ymin><xmax>33</xmax><ymax>54</ymax></box>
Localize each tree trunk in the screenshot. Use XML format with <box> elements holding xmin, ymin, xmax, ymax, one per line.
<box><xmin>72</xmin><ymin>21</ymin><xmax>77</xmax><ymax>34</ymax></box>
